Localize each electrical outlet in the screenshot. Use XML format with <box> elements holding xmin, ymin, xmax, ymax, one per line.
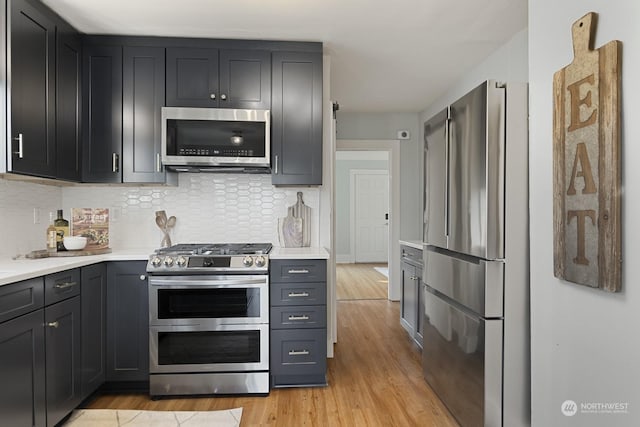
<box><xmin>33</xmin><ymin>207</ymin><xmax>41</xmax><ymax>224</ymax></box>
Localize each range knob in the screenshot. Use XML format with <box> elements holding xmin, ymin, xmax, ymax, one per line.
<box><xmin>176</xmin><ymin>256</ymin><xmax>188</xmax><ymax>267</ymax></box>
<box><xmin>163</xmin><ymin>257</ymin><xmax>174</xmax><ymax>267</ymax></box>
<box><xmin>255</xmin><ymin>256</ymin><xmax>266</xmax><ymax>267</ymax></box>
<box><xmin>242</xmin><ymin>256</ymin><xmax>254</xmax><ymax>267</ymax></box>
<box><xmin>151</xmin><ymin>256</ymin><xmax>162</xmax><ymax>267</ymax></box>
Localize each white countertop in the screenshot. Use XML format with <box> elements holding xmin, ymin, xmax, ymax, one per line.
<box><xmin>0</xmin><ymin>246</ymin><xmax>329</xmax><ymax>286</ymax></box>
<box><xmin>270</xmin><ymin>246</ymin><xmax>330</xmax><ymax>259</ymax></box>
<box><xmin>399</xmin><ymin>240</ymin><xmax>423</xmax><ymax>250</ymax></box>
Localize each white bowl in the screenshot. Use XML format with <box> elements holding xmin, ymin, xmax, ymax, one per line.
<box><xmin>63</xmin><ymin>236</ymin><xmax>87</xmax><ymax>251</ymax></box>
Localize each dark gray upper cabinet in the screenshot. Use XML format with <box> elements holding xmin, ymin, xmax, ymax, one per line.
<box><xmin>271</xmin><ymin>52</ymin><xmax>323</xmax><ymax>185</ymax></box>
<box><xmin>55</xmin><ymin>22</ymin><xmax>82</xmax><ymax>182</ymax></box>
<box><xmin>80</xmin><ymin>263</ymin><xmax>107</xmax><ymax>398</ymax></box>
<box><xmin>123</xmin><ymin>46</ymin><xmax>166</xmax><ymax>183</ymax></box>
<box><xmin>166</xmin><ymin>47</ymin><xmax>271</xmax><ymax>109</ymax></box>
<box><xmin>9</xmin><ymin>0</ymin><xmax>56</xmax><ymax>178</ymax></box>
<box><xmin>106</xmin><ymin>262</ymin><xmax>149</xmax><ymax>382</ymax></box>
<box><xmin>82</xmin><ymin>44</ymin><xmax>123</xmax><ymax>183</ymax></box>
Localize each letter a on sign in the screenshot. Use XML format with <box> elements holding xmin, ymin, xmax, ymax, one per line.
<box><xmin>552</xmin><ymin>12</ymin><xmax>622</xmax><ymax>292</ymax></box>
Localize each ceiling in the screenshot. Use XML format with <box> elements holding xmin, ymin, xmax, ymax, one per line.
<box><xmin>42</xmin><ymin>0</ymin><xmax>528</xmax><ymax>113</ymax></box>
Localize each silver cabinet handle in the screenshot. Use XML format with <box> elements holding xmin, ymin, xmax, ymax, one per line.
<box><xmin>13</xmin><ymin>133</ymin><xmax>24</xmax><ymax>158</ymax></box>
<box><xmin>274</xmin><ymin>154</ymin><xmax>278</xmax><ymax>174</ymax></box>
<box><xmin>220</xmin><ymin>94</ymin><xmax>227</xmax><ymax>100</ymax></box>
<box><xmin>288</xmin><ymin>269</ymin><xmax>310</xmax><ymax>274</ymax></box>
<box><xmin>288</xmin><ymin>315</ymin><xmax>310</xmax><ymax>321</ymax></box>
<box><xmin>156</xmin><ymin>153</ymin><xmax>161</xmax><ymax>172</ymax></box>
<box><xmin>47</xmin><ymin>321</ymin><xmax>59</xmax><ymax>328</ymax></box>
<box><xmin>444</xmin><ymin>111</ymin><xmax>450</xmax><ymax>238</ymax></box>
<box><xmin>288</xmin><ymin>292</ymin><xmax>310</xmax><ymax>297</ymax></box>
<box><xmin>54</xmin><ymin>281</ymin><xmax>77</xmax><ymax>289</ymax></box>
<box><xmin>288</xmin><ymin>349</ymin><xmax>310</xmax><ymax>356</ymax></box>
<box><xmin>210</xmin><ymin>93</ymin><xmax>216</xmax><ymax>100</ymax></box>
<box><xmin>112</xmin><ymin>153</ymin><xmax>120</xmax><ymax>173</ymax></box>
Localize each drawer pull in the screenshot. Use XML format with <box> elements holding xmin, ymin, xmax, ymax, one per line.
<box><xmin>54</xmin><ymin>281</ymin><xmax>77</xmax><ymax>289</ymax></box>
<box><xmin>288</xmin><ymin>269</ymin><xmax>310</xmax><ymax>274</ymax></box>
<box><xmin>288</xmin><ymin>349</ymin><xmax>310</xmax><ymax>356</ymax></box>
<box><xmin>288</xmin><ymin>315</ymin><xmax>310</xmax><ymax>321</ymax></box>
<box><xmin>288</xmin><ymin>292</ymin><xmax>310</xmax><ymax>297</ymax></box>
<box><xmin>47</xmin><ymin>321</ymin><xmax>59</xmax><ymax>328</ymax></box>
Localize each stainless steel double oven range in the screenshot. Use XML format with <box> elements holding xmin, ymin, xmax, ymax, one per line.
<box><xmin>146</xmin><ymin>243</ymin><xmax>272</xmax><ymax>397</ymax></box>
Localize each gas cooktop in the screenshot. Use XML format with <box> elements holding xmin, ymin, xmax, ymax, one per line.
<box><xmin>147</xmin><ymin>243</ymin><xmax>272</xmax><ymax>274</ymax></box>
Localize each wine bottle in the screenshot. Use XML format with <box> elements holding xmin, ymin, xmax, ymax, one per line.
<box><xmin>46</xmin><ymin>212</ymin><xmax>57</xmax><ymax>254</ymax></box>
<box><xmin>54</xmin><ymin>209</ymin><xmax>69</xmax><ymax>251</ymax></box>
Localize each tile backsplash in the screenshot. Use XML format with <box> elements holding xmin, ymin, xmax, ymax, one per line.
<box><xmin>0</xmin><ymin>174</ymin><xmax>320</xmax><ymax>258</ymax></box>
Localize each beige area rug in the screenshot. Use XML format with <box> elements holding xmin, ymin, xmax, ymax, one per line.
<box><xmin>63</xmin><ymin>408</ymin><xmax>242</xmax><ymax>427</ymax></box>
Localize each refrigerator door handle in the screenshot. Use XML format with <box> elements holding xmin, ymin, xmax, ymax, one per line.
<box><xmin>444</xmin><ymin>107</ymin><xmax>451</xmax><ymax>241</ymax></box>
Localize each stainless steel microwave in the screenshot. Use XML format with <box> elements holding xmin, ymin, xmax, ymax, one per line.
<box><xmin>161</xmin><ymin>107</ymin><xmax>270</xmax><ymax>172</ymax></box>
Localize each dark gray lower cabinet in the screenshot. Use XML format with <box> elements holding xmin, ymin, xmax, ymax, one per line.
<box><xmin>81</xmin><ymin>263</ymin><xmax>107</xmax><ymax>397</ymax></box>
<box><xmin>270</xmin><ymin>259</ymin><xmax>327</xmax><ymax>387</ymax></box>
<box><xmin>106</xmin><ymin>262</ymin><xmax>149</xmax><ymax>382</ymax></box>
<box><xmin>45</xmin><ymin>296</ymin><xmax>82</xmax><ymax>427</ymax></box>
<box><xmin>0</xmin><ymin>309</ymin><xmax>46</xmax><ymax>427</ymax></box>
<box><xmin>400</xmin><ymin>245</ymin><xmax>423</xmax><ymax>348</ymax></box>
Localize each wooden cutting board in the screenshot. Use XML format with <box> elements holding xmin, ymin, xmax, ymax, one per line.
<box><xmin>26</xmin><ymin>248</ymin><xmax>112</xmax><ymax>259</ymax></box>
<box><xmin>278</xmin><ymin>216</ymin><xmax>303</xmax><ymax>248</ymax></box>
<box><xmin>552</xmin><ymin>12</ymin><xmax>622</xmax><ymax>292</ymax></box>
<box><xmin>287</xmin><ymin>192</ymin><xmax>311</xmax><ymax>247</ymax></box>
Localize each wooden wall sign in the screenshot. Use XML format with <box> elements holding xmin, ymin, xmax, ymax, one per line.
<box><xmin>553</xmin><ymin>12</ymin><xmax>622</xmax><ymax>292</ymax></box>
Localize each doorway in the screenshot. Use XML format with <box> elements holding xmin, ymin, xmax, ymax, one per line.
<box><xmin>335</xmin><ymin>143</ymin><xmax>400</xmax><ymax>301</ymax></box>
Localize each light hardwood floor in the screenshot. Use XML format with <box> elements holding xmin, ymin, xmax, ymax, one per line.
<box><xmin>336</xmin><ymin>263</ymin><xmax>388</xmax><ymax>300</ymax></box>
<box><xmin>84</xmin><ymin>300</ymin><xmax>457</xmax><ymax>426</ymax></box>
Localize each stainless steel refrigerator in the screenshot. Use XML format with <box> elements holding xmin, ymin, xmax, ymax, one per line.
<box><xmin>422</xmin><ymin>80</ymin><xmax>529</xmax><ymax>427</ymax></box>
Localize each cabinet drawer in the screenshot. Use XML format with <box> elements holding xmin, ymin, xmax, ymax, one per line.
<box><xmin>0</xmin><ymin>277</ymin><xmax>45</xmax><ymax>323</ymax></box>
<box><xmin>271</xmin><ymin>329</ymin><xmax>326</xmax><ymax>376</ymax></box>
<box><xmin>271</xmin><ymin>306</ymin><xmax>326</xmax><ymax>329</ymax></box>
<box><xmin>45</xmin><ymin>269</ymin><xmax>80</xmax><ymax>305</ymax></box>
<box><xmin>271</xmin><ymin>282</ymin><xmax>326</xmax><ymax>306</ymax></box>
<box><xmin>401</xmin><ymin>245</ymin><xmax>423</xmax><ymax>267</ymax></box>
<box><xmin>270</xmin><ymin>260</ymin><xmax>326</xmax><ymax>283</ymax></box>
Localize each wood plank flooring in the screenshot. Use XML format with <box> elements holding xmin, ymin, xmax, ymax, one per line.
<box><xmin>336</xmin><ymin>263</ymin><xmax>388</xmax><ymax>300</ymax></box>
<box><xmin>84</xmin><ymin>300</ymin><xmax>457</xmax><ymax>426</ymax></box>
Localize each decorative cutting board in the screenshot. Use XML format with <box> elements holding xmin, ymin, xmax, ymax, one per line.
<box><xmin>26</xmin><ymin>248</ymin><xmax>113</xmax><ymax>259</ymax></box>
<box><xmin>278</xmin><ymin>215</ymin><xmax>303</xmax><ymax>248</ymax></box>
<box><xmin>287</xmin><ymin>192</ymin><xmax>311</xmax><ymax>247</ymax></box>
<box><xmin>552</xmin><ymin>12</ymin><xmax>622</xmax><ymax>292</ymax></box>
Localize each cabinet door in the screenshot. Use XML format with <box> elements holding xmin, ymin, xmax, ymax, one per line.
<box><xmin>55</xmin><ymin>24</ymin><xmax>82</xmax><ymax>182</ymax></box>
<box><xmin>82</xmin><ymin>44</ymin><xmax>123</xmax><ymax>183</ymax></box>
<box><xmin>219</xmin><ymin>49</ymin><xmax>270</xmax><ymax>109</ymax></box>
<box><xmin>400</xmin><ymin>261</ymin><xmax>417</xmax><ymax>337</ymax></box>
<box><xmin>166</xmin><ymin>47</ymin><xmax>218</xmax><ymax>107</ymax></box>
<box><xmin>271</xmin><ymin>52</ymin><xmax>323</xmax><ymax>185</ymax></box>
<box><xmin>106</xmin><ymin>262</ymin><xmax>149</xmax><ymax>382</ymax></box>
<box><xmin>9</xmin><ymin>0</ymin><xmax>56</xmax><ymax>178</ymax></box>
<box><xmin>0</xmin><ymin>310</ymin><xmax>46</xmax><ymax>427</ymax></box>
<box><xmin>81</xmin><ymin>263</ymin><xmax>107</xmax><ymax>398</ymax></box>
<box><xmin>45</xmin><ymin>296</ymin><xmax>81</xmax><ymax>427</ymax></box>
<box><xmin>123</xmin><ymin>46</ymin><xmax>166</xmax><ymax>183</ymax></box>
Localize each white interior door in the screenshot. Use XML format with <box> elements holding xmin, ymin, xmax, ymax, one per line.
<box><xmin>352</xmin><ymin>171</ymin><xmax>389</xmax><ymax>262</ymax></box>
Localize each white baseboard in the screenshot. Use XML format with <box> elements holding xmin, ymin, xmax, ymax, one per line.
<box><xmin>336</xmin><ymin>254</ymin><xmax>354</xmax><ymax>263</ymax></box>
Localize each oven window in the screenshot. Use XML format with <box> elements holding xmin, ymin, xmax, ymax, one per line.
<box><xmin>166</xmin><ymin>119</ymin><xmax>266</xmax><ymax>157</ymax></box>
<box><xmin>158</xmin><ymin>330</ymin><xmax>260</xmax><ymax>365</ymax></box>
<box><xmin>157</xmin><ymin>288</ymin><xmax>261</xmax><ymax>319</ymax></box>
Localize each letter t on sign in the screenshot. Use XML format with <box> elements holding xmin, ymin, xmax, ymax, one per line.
<box><xmin>552</xmin><ymin>11</ymin><xmax>622</xmax><ymax>292</ymax></box>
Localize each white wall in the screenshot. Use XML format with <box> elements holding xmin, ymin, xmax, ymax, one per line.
<box><xmin>336</xmin><ymin>112</ymin><xmax>420</xmax><ymax>241</ymax></box>
<box><xmin>529</xmin><ymin>2</ymin><xmax>640</xmax><ymax>426</ymax></box>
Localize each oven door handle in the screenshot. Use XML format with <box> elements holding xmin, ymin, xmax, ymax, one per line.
<box><xmin>149</xmin><ymin>276</ymin><xmax>268</xmax><ymax>287</ymax></box>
